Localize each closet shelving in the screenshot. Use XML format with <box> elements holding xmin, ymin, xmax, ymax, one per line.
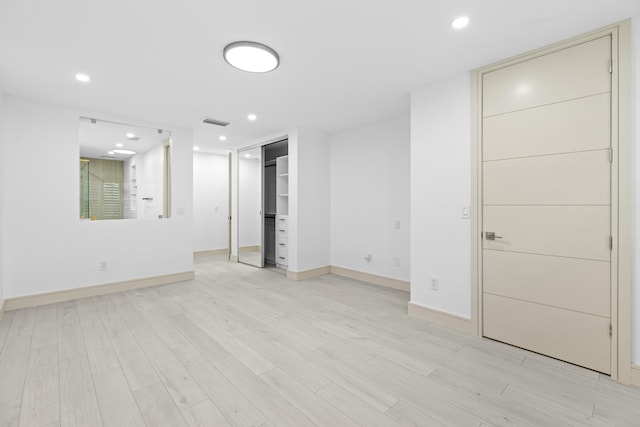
<box><xmin>276</xmin><ymin>155</ymin><xmax>289</xmax><ymax>267</ymax></box>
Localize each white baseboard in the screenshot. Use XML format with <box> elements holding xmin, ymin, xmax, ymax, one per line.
<box><xmin>287</xmin><ymin>266</ymin><xmax>331</xmax><ymax>280</ymax></box>
<box><xmin>3</xmin><ymin>271</ymin><xmax>195</xmax><ymax>311</ymax></box>
<box><xmin>632</xmin><ymin>365</ymin><xmax>640</xmax><ymax>387</ymax></box>
<box><xmin>230</xmin><ymin>255</ymin><xmax>239</xmax><ymax>262</ymax></box>
<box><xmin>330</xmin><ymin>266</ymin><xmax>410</xmax><ymax>292</ymax></box>
<box><xmin>285</xmin><ymin>265</ymin><xmax>410</xmax><ymax>293</ymax></box>
<box><xmin>408</xmin><ymin>301</ymin><xmax>474</xmax><ymax>335</ymax></box>
<box><xmin>0</xmin><ymin>300</ymin><xmax>4</xmax><ymax>321</ymax></box>
<box><xmin>194</xmin><ymin>249</ymin><xmax>229</xmax><ymax>258</ymax></box>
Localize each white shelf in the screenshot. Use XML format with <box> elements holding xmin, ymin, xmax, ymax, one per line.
<box><xmin>276</xmin><ymin>156</ymin><xmax>289</xmax><ymax>218</ymax></box>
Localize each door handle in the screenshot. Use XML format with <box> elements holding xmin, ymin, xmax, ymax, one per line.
<box><xmin>485</xmin><ymin>232</ymin><xmax>503</xmax><ymax>240</ymax></box>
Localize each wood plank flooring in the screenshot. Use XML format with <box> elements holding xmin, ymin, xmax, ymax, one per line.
<box><xmin>1</xmin><ymin>255</ymin><xmax>639</xmax><ymax>426</ymax></box>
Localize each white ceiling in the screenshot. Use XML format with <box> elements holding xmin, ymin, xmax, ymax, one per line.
<box><xmin>1</xmin><ymin>0</ymin><xmax>638</xmax><ymax>152</ymax></box>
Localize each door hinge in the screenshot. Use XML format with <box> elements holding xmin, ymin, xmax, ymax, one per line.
<box><xmin>609</xmin><ymin>148</ymin><xmax>613</xmax><ymax>163</ymax></box>
<box><xmin>609</xmin><ymin>60</ymin><xmax>613</xmax><ymax>74</ymax></box>
<box><xmin>480</xmin><ymin>231</ymin><xmax>484</xmax><ymax>239</ymax></box>
<box><xmin>609</xmin><ymin>323</ymin><xmax>612</xmax><ymax>337</ymax></box>
<box><xmin>609</xmin><ymin>235</ymin><xmax>613</xmax><ymax>250</ymax></box>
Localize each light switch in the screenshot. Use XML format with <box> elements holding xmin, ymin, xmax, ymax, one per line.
<box><xmin>461</xmin><ymin>206</ymin><xmax>470</xmax><ymax>219</ymax></box>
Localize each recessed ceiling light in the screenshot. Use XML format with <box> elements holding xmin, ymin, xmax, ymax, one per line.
<box><xmin>116</xmin><ymin>143</ymin><xmax>123</xmax><ymax>148</ymax></box>
<box><xmin>219</xmin><ymin>135</ymin><xmax>227</xmax><ymax>141</ymax></box>
<box><xmin>194</xmin><ymin>146</ymin><xmax>200</xmax><ymax>151</ymax></box>
<box><xmin>224</xmin><ymin>41</ymin><xmax>279</xmax><ymax>73</ymax></box>
<box><xmin>108</xmin><ymin>151</ymin><xmax>115</xmax><ymax>155</ymax></box>
<box><xmin>126</xmin><ymin>132</ymin><xmax>135</xmax><ymax>139</ymax></box>
<box><xmin>451</xmin><ymin>16</ymin><xmax>470</xmax><ymax>29</ymax></box>
<box><xmin>113</xmin><ymin>149</ymin><xmax>136</xmax><ymax>155</ymax></box>
<box><xmin>244</xmin><ymin>153</ymin><xmax>251</xmax><ymax>158</ymax></box>
<box><xmin>247</xmin><ymin>114</ymin><xmax>257</xmax><ymax>121</ymax></box>
<box><xmin>75</xmin><ymin>73</ymin><xmax>91</xmax><ymax>83</ymax></box>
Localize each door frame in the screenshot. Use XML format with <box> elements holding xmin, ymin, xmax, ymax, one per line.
<box><xmin>470</xmin><ymin>20</ymin><xmax>632</xmax><ymax>383</ymax></box>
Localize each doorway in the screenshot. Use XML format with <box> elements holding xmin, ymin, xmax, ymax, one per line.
<box><xmin>237</xmin><ymin>139</ymin><xmax>289</xmax><ymax>269</ymax></box>
<box><xmin>474</xmin><ymin>29</ymin><xmax>625</xmax><ymax>375</ymax></box>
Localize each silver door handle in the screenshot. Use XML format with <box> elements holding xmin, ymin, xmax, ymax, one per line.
<box><xmin>485</xmin><ymin>232</ymin><xmax>503</xmax><ymax>240</ymax></box>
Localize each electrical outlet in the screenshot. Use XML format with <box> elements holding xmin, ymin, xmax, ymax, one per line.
<box><xmin>430</xmin><ymin>277</ymin><xmax>439</xmax><ymax>290</ymax></box>
<box><xmin>393</xmin><ymin>257</ymin><xmax>401</xmax><ymax>267</ymax></box>
<box><xmin>364</xmin><ymin>253</ymin><xmax>372</xmax><ymax>263</ymax></box>
<box><xmin>99</xmin><ymin>261</ymin><xmax>108</xmax><ymax>271</ymax></box>
<box><xmin>394</xmin><ymin>220</ymin><xmax>401</xmax><ymax>230</ymax></box>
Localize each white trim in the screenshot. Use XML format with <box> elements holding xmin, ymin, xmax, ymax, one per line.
<box><xmin>330</xmin><ymin>266</ymin><xmax>410</xmax><ymax>292</ymax></box>
<box><xmin>3</xmin><ymin>271</ymin><xmax>195</xmax><ymax>311</ymax></box>
<box><xmin>285</xmin><ymin>265</ymin><xmax>410</xmax><ymax>293</ymax></box>
<box><xmin>408</xmin><ymin>302</ymin><xmax>474</xmax><ymax>335</ymax></box>
<box><xmin>472</xmin><ymin>20</ymin><xmax>632</xmax><ymax>382</ymax></box>
<box><xmin>194</xmin><ymin>249</ymin><xmax>229</xmax><ymax>258</ymax></box>
<box><xmin>287</xmin><ymin>266</ymin><xmax>331</xmax><ymax>281</ymax></box>
<box><xmin>0</xmin><ymin>300</ymin><xmax>5</xmax><ymax>321</ymax></box>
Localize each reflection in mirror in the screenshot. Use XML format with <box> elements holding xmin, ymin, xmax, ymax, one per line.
<box><xmin>238</xmin><ymin>146</ymin><xmax>263</xmax><ymax>267</ymax></box>
<box><xmin>79</xmin><ymin>117</ymin><xmax>171</xmax><ymax>220</ymax></box>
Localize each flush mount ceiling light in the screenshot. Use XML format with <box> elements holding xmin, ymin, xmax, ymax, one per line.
<box><xmin>223</xmin><ymin>41</ymin><xmax>279</xmax><ymax>73</ymax></box>
<box><xmin>116</xmin><ymin>143</ymin><xmax>123</xmax><ymax>148</ymax></box>
<box><xmin>219</xmin><ymin>135</ymin><xmax>227</xmax><ymax>141</ymax></box>
<box><xmin>451</xmin><ymin>16</ymin><xmax>470</xmax><ymax>29</ymax></box>
<box><xmin>193</xmin><ymin>146</ymin><xmax>200</xmax><ymax>151</ymax></box>
<box><xmin>75</xmin><ymin>73</ymin><xmax>91</xmax><ymax>83</ymax></box>
<box><xmin>247</xmin><ymin>114</ymin><xmax>257</xmax><ymax>121</ymax></box>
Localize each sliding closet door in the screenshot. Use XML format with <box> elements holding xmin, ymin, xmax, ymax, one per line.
<box><xmin>238</xmin><ymin>146</ymin><xmax>264</xmax><ymax>267</ymax></box>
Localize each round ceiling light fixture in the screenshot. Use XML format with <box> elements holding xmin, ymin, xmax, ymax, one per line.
<box><xmin>223</xmin><ymin>41</ymin><xmax>279</xmax><ymax>73</ymax></box>
<box><xmin>450</xmin><ymin>16</ymin><xmax>470</xmax><ymax>29</ymax></box>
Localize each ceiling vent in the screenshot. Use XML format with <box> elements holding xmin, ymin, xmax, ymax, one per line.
<box><xmin>201</xmin><ymin>117</ymin><xmax>230</xmax><ymax>127</ymax></box>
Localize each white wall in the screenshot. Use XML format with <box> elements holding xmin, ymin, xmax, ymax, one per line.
<box><xmin>411</xmin><ymin>18</ymin><xmax>640</xmax><ymax>364</ymax></box>
<box><xmin>1</xmin><ymin>95</ymin><xmax>194</xmax><ymax>298</ymax></box>
<box><xmin>193</xmin><ymin>152</ymin><xmax>229</xmax><ymax>252</ymax></box>
<box><xmin>410</xmin><ymin>74</ymin><xmax>472</xmax><ymax>318</ymax></box>
<box><xmin>330</xmin><ymin>117</ymin><xmax>410</xmax><ymax>281</ymax></box>
<box><xmin>289</xmin><ymin>129</ymin><xmax>331</xmax><ymax>272</ymax></box>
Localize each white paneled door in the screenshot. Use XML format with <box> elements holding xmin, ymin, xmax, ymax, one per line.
<box><xmin>481</xmin><ymin>36</ymin><xmax>612</xmax><ymax>373</ymax></box>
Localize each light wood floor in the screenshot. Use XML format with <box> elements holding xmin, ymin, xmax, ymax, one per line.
<box><xmin>1</xmin><ymin>256</ymin><xmax>639</xmax><ymax>427</ymax></box>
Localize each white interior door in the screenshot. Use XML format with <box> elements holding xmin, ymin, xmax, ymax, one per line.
<box><xmin>481</xmin><ymin>36</ymin><xmax>612</xmax><ymax>373</ymax></box>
